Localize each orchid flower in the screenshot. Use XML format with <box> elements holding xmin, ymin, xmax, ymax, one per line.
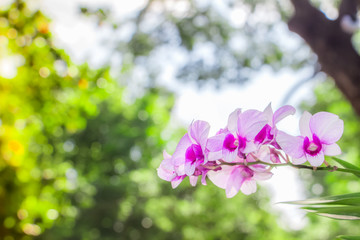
<box><xmin>207</xmin><ymin>109</ymin><xmax>268</xmax><ymax>162</ymax></box>
<box><xmin>247</xmin><ymin>145</ymin><xmax>282</xmax><ymax>164</ymax></box>
<box><xmin>157</xmin><ymin>150</ymin><xmax>186</xmax><ymax>188</ymax></box>
<box><xmin>255</xmin><ymin>103</ymin><xmax>296</xmax><ymax>145</ymax></box>
<box><xmin>172</xmin><ymin>120</ymin><xmax>210</xmax><ymax>176</ymax></box>
<box><xmin>207</xmin><ymin>157</ymin><xmax>273</xmax><ymax>197</ymax></box>
<box><xmin>276</xmin><ymin>111</ymin><xmax>344</xmax><ymax>167</ymax></box>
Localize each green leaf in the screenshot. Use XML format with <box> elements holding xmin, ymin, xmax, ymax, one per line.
<box><xmin>336</xmin><ymin>235</ymin><xmax>360</xmax><ymax>240</ymax></box>
<box><xmin>281</xmin><ymin>192</ymin><xmax>360</xmax><ymax>206</ymax></box>
<box><xmin>282</xmin><ymin>193</ymin><xmax>360</xmax><ymax>220</ymax></box>
<box><xmin>331</xmin><ymin>157</ymin><xmax>360</xmax><ymax>178</ymax></box>
<box><xmin>302</xmin><ymin>206</ymin><xmax>360</xmax><ymax>220</ymax></box>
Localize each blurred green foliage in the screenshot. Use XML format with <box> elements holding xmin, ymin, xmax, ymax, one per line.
<box><xmin>0</xmin><ymin>1</ymin><xmax>299</xmax><ymax>239</ymax></box>
<box><xmin>0</xmin><ymin>1</ymin><xmax>124</xmax><ymax>238</ymax></box>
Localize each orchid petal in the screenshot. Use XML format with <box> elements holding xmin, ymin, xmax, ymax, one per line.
<box><xmin>206</xmin><ymin>133</ymin><xmax>226</xmax><ymax>152</ymax></box>
<box><xmin>227</xmin><ymin>108</ymin><xmax>241</xmax><ymax>133</ymax></box>
<box><xmin>157</xmin><ymin>154</ymin><xmax>176</xmax><ymax>181</ymax></box>
<box><xmin>226</xmin><ymin>167</ymin><xmax>244</xmax><ymax>198</ymax></box>
<box><xmin>201</xmin><ymin>174</ymin><xmax>207</xmax><ymax>185</ymax></box>
<box><xmin>172</xmin><ymin>133</ymin><xmax>192</xmax><ymax>166</ymax></box>
<box><xmin>309</xmin><ymin>112</ymin><xmax>344</xmax><ymax>144</ymax></box>
<box><xmin>263</xmin><ymin>103</ymin><xmax>273</xmax><ymax>123</ymax></box>
<box><xmin>240</xmin><ymin>179</ymin><xmax>257</xmax><ymax>195</ymax></box>
<box><xmin>189</xmin><ymin>176</ymin><xmax>198</xmax><ymax>186</ymax></box>
<box><xmin>223</xmin><ymin>148</ymin><xmax>238</xmax><ymax>162</ymax></box>
<box><xmin>299</xmin><ymin>111</ymin><xmax>312</xmax><ymax>137</ymax></box>
<box><xmin>207</xmin><ymin>151</ymin><xmax>223</xmax><ymax>161</ymax></box>
<box><xmin>292</xmin><ymin>156</ymin><xmax>307</xmax><ymax>165</ymax></box>
<box><xmin>323</xmin><ymin>143</ymin><xmax>342</xmax><ymax>156</ymax></box>
<box><xmin>205</xmin><ymin>134</ymin><xmax>226</xmax><ymax>163</ymax></box>
<box><xmin>163</xmin><ymin>150</ymin><xmax>172</xmax><ymax>160</ymax></box>
<box><xmin>248</xmin><ymin>145</ymin><xmax>271</xmax><ymax>163</ymax></box>
<box><xmin>276</xmin><ymin>131</ymin><xmax>304</xmax><ymax>158</ymax></box>
<box><xmin>188</xmin><ymin>120</ymin><xmax>210</xmax><ymax>149</ymax></box>
<box><xmin>254</xmin><ymin>124</ymin><xmax>272</xmax><ymax>143</ymax></box>
<box><xmin>242</xmin><ymin>141</ymin><xmax>258</xmax><ymax>154</ymax></box>
<box><xmin>268</xmin><ymin>147</ymin><xmax>281</xmax><ymax>163</ymax></box>
<box><xmin>157</xmin><ymin>167</ymin><xmax>175</xmax><ymax>181</ymax></box>
<box><xmin>161</xmin><ymin>150</ymin><xmax>173</xmax><ymax>166</ymax></box>
<box><xmin>171</xmin><ymin>175</ymin><xmax>185</xmax><ymax>189</ymax></box>
<box><xmin>306</xmin><ymin>151</ymin><xmax>325</xmax><ymax>167</ymax></box>
<box><xmin>158</xmin><ymin>151</ymin><xmax>176</xmax><ymax>181</ymax></box>
<box><xmin>185</xmin><ymin>161</ymin><xmax>196</xmax><ymax>176</ymax></box>
<box><xmin>253</xmin><ymin>171</ymin><xmax>273</xmax><ymax>181</ymax></box>
<box><xmin>273</xmin><ymin>105</ymin><xmax>296</xmax><ymax>125</ymax></box>
<box><xmin>207</xmin><ymin>165</ymin><xmax>233</xmax><ymax>189</ymax></box>
<box><xmin>238</xmin><ymin>110</ymin><xmax>268</xmax><ymax>140</ymax></box>
<box><xmin>249</xmin><ymin>164</ymin><xmax>268</xmax><ymax>172</ymax></box>
<box><xmin>258</xmin><ymin>153</ymin><xmax>272</xmax><ymax>163</ymax></box>
<box><xmin>175</xmin><ymin>163</ymin><xmax>186</xmax><ymax>176</ymax></box>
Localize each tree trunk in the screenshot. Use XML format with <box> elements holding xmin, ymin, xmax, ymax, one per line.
<box><xmin>288</xmin><ymin>0</ymin><xmax>360</xmax><ymax>115</ymax></box>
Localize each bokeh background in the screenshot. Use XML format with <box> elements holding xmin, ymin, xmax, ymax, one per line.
<box><xmin>1</xmin><ymin>0</ymin><xmax>360</xmax><ymax>239</ymax></box>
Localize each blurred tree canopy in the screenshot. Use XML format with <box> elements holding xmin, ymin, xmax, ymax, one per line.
<box><xmin>80</xmin><ymin>0</ymin><xmax>360</xmax><ymax>115</ymax></box>
<box><xmin>80</xmin><ymin>0</ymin><xmax>315</xmax><ymax>87</ymax></box>
<box><xmin>0</xmin><ymin>1</ymin><xmax>130</xmax><ymax>238</ymax></box>
<box><xmin>1</xmin><ymin>0</ymin><xmax>360</xmax><ymax>239</ymax></box>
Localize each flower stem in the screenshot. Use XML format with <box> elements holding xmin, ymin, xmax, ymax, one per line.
<box><xmin>220</xmin><ymin>161</ymin><xmax>360</xmax><ymax>176</ymax></box>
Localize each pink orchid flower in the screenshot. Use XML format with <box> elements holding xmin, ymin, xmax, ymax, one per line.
<box><xmin>255</xmin><ymin>103</ymin><xmax>296</xmax><ymax>145</ymax></box>
<box><xmin>207</xmin><ymin>158</ymin><xmax>273</xmax><ymax>197</ymax></box>
<box><xmin>191</xmin><ymin>162</ymin><xmax>222</xmax><ymax>186</ymax></box>
<box><xmin>277</xmin><ymin>111</ymin><xmax>344</xmax><ymax>167</ymax></box>
<box><xmin>207</xmin><ymin>109</ymin><xmax>268</xmax><ymax>162</ymax></box>
<box><xmin>172</xmin><ymin>120</ymin><xmax>210</xmax><ymax>176</ymax></box>
<box><xmin>157</xmin><ymin>150</ymin><xmax>186</xmax><ymax>188</ymax></box>
<box><xmin>247</xmin><ymin>145</ymin><xmax>282</xmax><ymax>164</ymax></box>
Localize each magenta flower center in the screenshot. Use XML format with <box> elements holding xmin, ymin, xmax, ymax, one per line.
<box><xmin>223</xmin><ymin>133</ymin><xmax>246</xmax><ymax>152</ymax></box>
<box><xmin>303</xmin><ymin>134</ymin><xmax>322</xmax><ymax>156</ymax></box>
<box><xmin>185</xmin><ymin>144</ymin><xmax>204</xmax><ymax>164</ymax></box>
<box><xmin>255</xmin><ymin>124</ymin><xmax>273</xmax><ymax>143</ymax></box>
<box><xmin>240</xmin><ymin>166</ymin><xmax>254</xmax><ymax>179</ymax></box>
<box><xmin>223</xmin><ymin>134</ymin><xmax>237</xmax><ymax>151</ymax></box>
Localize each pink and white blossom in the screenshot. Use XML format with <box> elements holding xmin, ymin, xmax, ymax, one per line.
<box><xmin>255</xmin><ymin>103</ymin><xmax>296</xmax><ymax>146</ymax></box>
<box><xmin>277</xmin><ymin>111</ymin><xmax>343</xmax><ymax>167</ymax></box>
<box><xmin>157</xmin><ymin>104</ymin><xmax>344</xmax><ymax>197</ymax></box>
<box><xmin>207</xmin><ymin>158</ymin><xmax>272</xmax><ymax>197</ymax></box>
<box><xmin>172</xmin><ymin>120</ymin><xmax>210</xmax><ymax>176</ymax></box>
<box><xmin>157</xmin><ymin>150</ymin><xmax>186</xmax><ymax>188</ymax></box>
<box><xmin>207</xmin><ymin>109</ymin><xmax>268</xmax><ymax>163</ymax></box>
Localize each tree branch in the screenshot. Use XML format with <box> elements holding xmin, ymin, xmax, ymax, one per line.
<box><xmin>288</xmin><ymin>0</ymin><xmax>360</xmax><ymax>116</ymax></box>
<box><xmin>220</xmin><ymin>160</ymin><xmax>360</xmax><ymax>176</ymax></box>
<box><xmin>339</xmin><ymin>0</ymin><xmax>359</xmax><ymax>20</ymax></box>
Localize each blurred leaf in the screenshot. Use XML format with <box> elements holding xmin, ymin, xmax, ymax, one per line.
<box><xmin>282</xmin><ymin>192</ymin><xmax>360</xmax><ymax>206</ymax></box>
<box><xmin>301</xmin><ymin>206</ymin><xmax>360</xmax><ymax>220</ymax></box>
<box><xmin>331</xmin><ymin>157</ymin><xmax>360</xmax><ymax>178</ymax></box>
<box><xmin>337</xmin><ymin>235</ymin><xmax>360</xmax><ymax>240</ymax></box>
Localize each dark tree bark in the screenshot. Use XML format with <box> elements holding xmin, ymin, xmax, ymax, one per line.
<box><xmin>288</xmin><ymin>0</ymin><xmax>360</xmax><ymax>115</ymax></box>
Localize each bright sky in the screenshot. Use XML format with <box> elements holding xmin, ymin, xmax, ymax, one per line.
<box><xmin>1</xmin><ymin>0</ymin><xmax>321</xmax><ymax>230</ymax></box>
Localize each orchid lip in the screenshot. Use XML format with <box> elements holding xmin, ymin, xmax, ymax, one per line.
<box><xmin>241</xmin><ymin>166</ymin><xmax>254</xmax><ymax>178</ymax></box>
<box><xmin>223</xmin><ymin>133</ymin><xmax>247</xmax><ymax>153</ymax></box>
<box><xmin>223</xmin><ymin>133</ymin><xmax>238</xmax><ymax>151</ymax></box>
<box><xmin>185</xmin><ymin>144</ymin><xmax>204</xmax><ymax>164</ymax></box>
<box><xmin>303</xmin><ymin>134</ymin><xmax>322</xmax><ymax>156</ymax></box>
<box><xmin>255</xmin><ymin>124</ymin><xmax>272</xmax><ymax>143</ymax></box>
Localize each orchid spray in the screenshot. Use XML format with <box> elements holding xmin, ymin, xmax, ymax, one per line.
<box><xmin>157</xmin><ymin>104</ymin><xmax>360</xmax><ymax>198</ymax></box>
